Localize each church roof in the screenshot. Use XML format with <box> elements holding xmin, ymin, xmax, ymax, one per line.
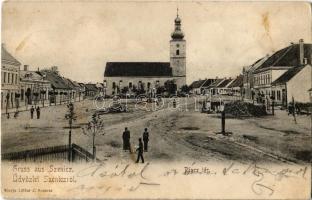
<box><xmin>104</xmin><ymin>62</ymin><xmax>172</xmax><ymax>77</ymax></box>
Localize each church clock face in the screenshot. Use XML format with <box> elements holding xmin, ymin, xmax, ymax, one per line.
<box><xmin>176</xmin><ymin>44</ymin><xmax>180</xmax><ymax>48</ymax></box>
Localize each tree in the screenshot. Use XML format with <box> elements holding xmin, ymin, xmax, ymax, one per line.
<box><xmin>132</xmin><ymin>85</ymin><xmax>138</xmax><ymax>95</ymax></box>
<box><xmin>180</xmin><ymin>85</ymin><xmax>190</xmax><ymax>94</ymax></box>
<box><xmin>82</xmin><ymin>113</ymin><xmax>104</xmax><ymax>160</ymax></box>
<box><xmin>164</xmin><ymin>80</ymin><xmax>177</xmax><ymax>95</ymax></box>
<box><xmin>138</xmin><ymin>83</ymin><xmax>146</xmax><ymax>95</ymax></box>
<box><xmin>156</xmin><ymin>86</ymin><xmax>165</xmax><ymax>95</ymax></box>
<box><xmin>121</xmin><ymin>86</ymin><xmax>129</xmax><ymax>94</ymax></box>
<box><xmin>65</xmin><ymin>103</ymin><xmax>77</xmax><ymax>161</ymax></box>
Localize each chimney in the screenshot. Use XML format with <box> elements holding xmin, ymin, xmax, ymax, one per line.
<box><xmin>51</xmin><ymin>66</ymin><xmax>59</xmax><ymax>74</ymax></box>
<box><xmin>299</xmin><ymin>39</ymin><xmax>304</xmax><ymax>66</ymax></box>
<box><xmin>24</xmin><ymin>65</ymin><xmax>29</xmax><ymax>71</ymax></box>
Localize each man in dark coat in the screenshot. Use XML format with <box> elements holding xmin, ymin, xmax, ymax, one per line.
<box><xmin>36</xmin><ymin>106</ymin><xmax>41</xmax><ymax>119</ymax></box>
<box><xmin>122</xmin><ymin>127</ymin><xmax>131</xmax><ymax>151</ymax></box>
<box><xmin>143</xmin><ymin>128</ymin><xmax>149</xmax><ymax>152</ymax></box>
<box><xmin>30</xmin><ymin>106</ymin><xmax>35</xmax><ymax>119</ymax></box>
<box><xmin>136</xmin><ymin>138</ymin><xmax>144</xmax><ymax>163</ymax></box>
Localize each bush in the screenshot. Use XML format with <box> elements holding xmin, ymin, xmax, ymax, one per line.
<box><xmin>224</xmin><ymin>101</ymin><xmax>267</xmax><ymax>117</ymax></box>
<box><xmin>288</xmin><ymin>102</ymin><xmax>312</xmax><ymax>114</ymax></box>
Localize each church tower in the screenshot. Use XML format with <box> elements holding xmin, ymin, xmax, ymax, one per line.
<box><xmin>170</xmin><ymin>9</ymin><xmax>186</xmax><ymax>87</ymax></box>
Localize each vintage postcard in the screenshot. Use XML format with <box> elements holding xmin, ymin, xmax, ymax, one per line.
<box><xmin>1</xmin><ymin>1</ymin><xmax>311</xmax><ymax>199</ymax></box>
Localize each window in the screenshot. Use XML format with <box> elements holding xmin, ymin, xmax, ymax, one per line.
<box><xmin>15</xmin><ymin>74</ymin><xmax>17</xmax><ymax>84</ymax></box>
<box><xmin>21</xmin><ymin>89</ymin><xmax>24</xmax><ymax>100</ymax></box>
<box><xmin>4</xmin><ymin>72</ymin><xmax>7</xmax><ymax>83</ymax></box>
<box><xmin>7</xmin><ymin>73</ymin><xmax>10</xmax><ymax>83</ymax></box>
<box><xmin>112</xmin><ymin>82</ymin><xmax>116</xmax><ymax>89</ymax></box>
<box><xmin>12</xmin><ymin>73</ymin><xmax>14</xmax><ymax>84</ymax></box>
<box><xmin>176</xmin><ymin>49</ymin><xmax>179</xmax><ymax>55</ymax></box>
<box><xmin>272</xmin><ymin>90</ymin><xmax>276</xmax><ymax>99</ymax></box>
<box><xmin>147</xmin><ymin>82</ymin><xmax>151</xmax><ymax>89</ymax></box>
<box><xmin>129</xmin><ymin>82</ymin><xmax>132</xmax><ymax>88</ymax></box>
<box><xmin>176</xmin><ymin>44</ymin><xmax>180</xmax><ymax>48</ymax></box>
<box><xmin>277</xmin><ymin>90</ymin><xmax>281</xmax><ymax>101</ymax></box>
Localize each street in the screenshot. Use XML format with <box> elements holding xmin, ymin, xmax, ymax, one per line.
<box><xmin>2</xmin><ymin>98</ymin><xmax>311</xmax><ymax>164</ymax></box>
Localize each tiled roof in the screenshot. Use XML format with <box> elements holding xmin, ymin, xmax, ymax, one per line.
<box><xmin>104</xmin><ymin>62</ymin><xmax>172</xmax><ymax>77</ymax></box>
<box><xmin>38</xmin><ymin>71</ymin><xmax>70</xmax><ymax>90</ymax></box>
<box><xmin>189</xmin><ymin>80</ymin><xmax>206</xmax><ymax>89</ymax></box>
<box><xmin>206</xmin><ymin>79</ymin><xmax>224</xmax><ymax>89</ymax></box>
<box><xmin>256</xmin><ymin>43</ymin><xmax>312</xmax><ymax>70</ymax></box>
<box><xmin>202</xmin><ymin>79</ymin><xmax>216</xmax><ymax>87</ymax></box>
<box><xmin>20</xmin><ymin>70</ymin><xmax>47</xmax><ymax>82</ymax></box>
<box><xmin>2</xmin><ymin>46</ymin><xmax>21</xmax><ymax>66</ymax></box>
<box><xmin>217</xmin><ymin>79</ymin><xmax>233</xmax><ymax>88</ymax></box>
<box><xmin>62</xmin><ymin>78</ymin><xmax>77</xmax><ymax>90</ymax></box>
<box><xmin>228</xmin><ymin>75</ymin><xmax>243</xmax><ymax>88</ymax></box>
<box><xmin>85</xmin><ymin>83</ymin><xmax>98</xmax><ymax>91</ymax></box>
<box><xmin>272</xmin><ymin>66</ymin><xmax>305</xmax><ymax>85</ymax></box>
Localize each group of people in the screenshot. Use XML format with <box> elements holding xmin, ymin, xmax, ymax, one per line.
<box><xmin>122</xmin><ymin>127</ymin><xmax>149</xmax><ymax>163</ymax></box>
<box><xmin>30</xmin><ymin>106</ymin><xmax>41</xmax><ymax>119</ymax></box>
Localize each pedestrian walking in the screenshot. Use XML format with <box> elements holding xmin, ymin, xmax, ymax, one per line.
<box><xmin>122</xmin><ymin>127</ymin><xmax>131</xmax><ymax>152</ymax></box>
<box><xmin>136</xmin><ymin>138</ymin><xmax>144</xmax><ymax>163</ymax></box>
<box><xmin>36</xmin><ymin>106</ymin><xmax>40</xmax><ymax>119</ymax></box>
<box><xmin>30</xmin><ymin>106</ymin><xmax>35</xmax><ymax>119</ymax></box>
<box><xmin>173</xmin><ymin>99</ymin><xmax>177</xmax><ymax>108</ymax></box>
<box><xmin>143</xmin><ymin>128</ymin><xmax>149</xmax><ymax>152</ymax></box>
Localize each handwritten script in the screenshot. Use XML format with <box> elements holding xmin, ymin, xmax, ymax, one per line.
<box><xmin>68</xmin><ymin>161</ymin><xmax>308</xmax><ymax>196</ymax></box>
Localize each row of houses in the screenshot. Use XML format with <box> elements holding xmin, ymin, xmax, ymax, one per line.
<box><xmin>242</xmin><ymin>39</ymin><xmax>311</xmax><ymax>106</ymax></box>
<box><xmin>190</xmin><ymin>39</ymin><xmax>311</xmax><ymax>106</ymax></box>
<box><xmin>1</xmin><ymin>45</ymin><xmax>103</xmax><ymax>112</ymax></box>
<box><xmin>189</xmin><ymin>75</ymin><xmax>243</xmax><ymax>97</ymax></box>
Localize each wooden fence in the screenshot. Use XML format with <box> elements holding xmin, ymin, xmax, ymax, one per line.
<box><xmin>2</xmin><ymin>143</ymin><xmax>95</xmax><ymax>162</ymax></box>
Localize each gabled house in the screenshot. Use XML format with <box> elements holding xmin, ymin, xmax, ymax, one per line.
<box><xmin>1</xmin><ymin>45</ymin><xmax>21</xmax><ymax>111</ymax></box>
<box><xmin>205</xmin><ymin>79</ymin><xmax>224</xmax><ymax>95</ymax></box>
<box><xmin>19</xmin><ymin>65</ymin><xmax>52</xmax><ymax>106</ymax></box>
<box><xmin>85</xmin><ymin>83</ymin><xmax>99</xmax><ymax>97</ymax></box>
<box><xmin>200</xmin><ymin>79</ymin><xmax>216</xmax><ymax>94</ymax></box>
<box><xmin>189</xmin><ymin>79</ymin><xmax>207</xmax><ymax>95</ymax></box>
<box><xmin>215</xmin><ymin>78</ymin><xmax>233</xmax><ymax>95</ymax></box>
<box><xmin>242</xmin><ymin>55</ymin><xmax>269</xmax><ymax>100</ymax></box>
<box><xmin>228</xmin><ymin>75</ymin><xmax>243</xmax><ymax>96</ymax></box>
<box><xmin>252</xmin><ymin>39</ymin><xmax>311</xmax><ymax>102</ymax></box>
<box><xmin>38</xmin><ymin>67</ymin><xmax>71</xmax><ymax>104</ymax></box>
<box><xmin>272</xmin><ymin>64</ymin><xmax>311</xmax><ymax>106</ymax></box>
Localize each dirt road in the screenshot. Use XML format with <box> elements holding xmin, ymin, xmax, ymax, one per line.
<box><xmin>2</xmin><ymin>98</ymin><xmax>310</xmax><ymax>164</ymax></box>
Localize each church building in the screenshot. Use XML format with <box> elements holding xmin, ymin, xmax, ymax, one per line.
<box><xmin>103</xmin><ymin>11</ymin><xmax>186</xmax><ymax>96</ymax></box>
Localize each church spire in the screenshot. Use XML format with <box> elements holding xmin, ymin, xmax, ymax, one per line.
<box><xmin>171</xmin><ymin>8</ymin><xmax>184</xmax><ymax>40</ymax></box>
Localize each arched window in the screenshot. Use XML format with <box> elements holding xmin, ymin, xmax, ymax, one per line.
<box><xmin>176</xmin><ymin>49</ymin><xmax>180</xmax><ymax>55</ymax></box>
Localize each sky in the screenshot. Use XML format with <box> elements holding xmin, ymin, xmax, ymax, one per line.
<box><xmin>2</xmin><ymin>1</ymin><xmax>311</xmax><ymax>84</ymax></box>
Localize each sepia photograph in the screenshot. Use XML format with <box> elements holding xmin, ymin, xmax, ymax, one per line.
<box><xmin>1</xmin><ymin>1</ymin><xmax>311</xmax><ymax>199</ymax></box>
